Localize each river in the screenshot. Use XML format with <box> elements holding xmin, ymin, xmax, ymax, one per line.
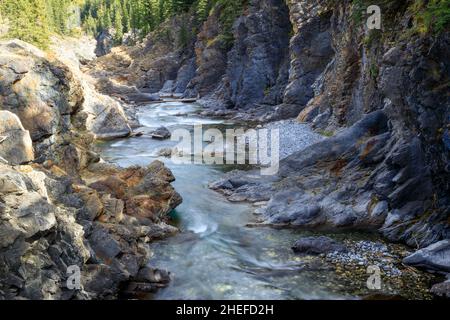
<box><xmin>97</xmin><ymin>101</ymin><xmax>359</xmax><ymax>300</ymax></box>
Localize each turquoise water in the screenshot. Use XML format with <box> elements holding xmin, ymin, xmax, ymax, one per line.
<box><xmin>97</xmin><ymin>102</ymin><xmax>353</xmax><ymax>300</ymax></box>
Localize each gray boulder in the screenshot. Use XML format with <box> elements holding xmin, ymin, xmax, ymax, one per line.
<box><xmin>403</xmin><ymin>240</ymin><xmax>450</xmax><ymax>273</ymax></box>
<box><xmin>292</xmin><ymin>236</ymin><xmax>347</xmax><ymax>255</ymax></box>
<box><xmin>95</xmin><ymin>29</ymin><xmax>114</xmax><ymax>57</ymax></box>
<box><xmin>151</xmin><ymin>126</ymin><xmax>171</xmax><ymax>140</ymax></box>
<box><xmin>0</xmin><ymin>111</ymin><xmax>34</xmax><ymax>165</ymax></box>
<box><xmin>431</xmin><ymin>279</ymin><xmax>450</xmax><ymax>298</ymax></box>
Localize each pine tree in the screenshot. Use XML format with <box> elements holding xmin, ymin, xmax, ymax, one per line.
<box><xmin>113</xmin><ymin>1</ymin><xmax>124</xmax><ymax>43</ymax></box>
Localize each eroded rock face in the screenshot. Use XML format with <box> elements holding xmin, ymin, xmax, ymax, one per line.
<box><xmin>283</xmin><ymin>0</ymin><xmax>333</xmax><ymax>107</ymax></box>
<box><xmin>226</xmin><ymin>0</ymin><xmax>292</xmax><ymax>109</ymax></box>
<box><xmin>184</xmin><ymin>6</ymin><xmax>229</xmax><ymax>99</ymax></box>
<box><xmin>0</xmin><ymin>159</ymin><xmax>181</xmax><ymax>300</ymax></box>
<box><xmin>0</xmin><ymin>39</ymin><xmax>182</xmax><ymax>300</ymax></box>
<box><xmin>88</xmin><ymin>161</ymin><xmax>182</xmax><ymax>222</ymax></box>
<box><xmin>0</xmin><ymin>163</ymin><xmax>90</xmax><ymax>299</ymax></box>
<box><xmin>0</xmin><ymin>39</ymin><xmax>133</xmax><ymax>164</ymax></box>
<box><xmin>0</xmin><ymin>40</ymin><xmax>84</xmax><ymax>145</ymax></box>
<box><xmin>50</xmin><ymin>38</ymin><xmax>132</xmax><ymax>141</ymax></box>
<box><xmin>212</xmin><ymin>0</ymin><xmax>449</xmax><ymax>249</ymax></box>
<box><xmin>403</xmin><ymin>240</ymin><xmax>450</xmax><ymax>273</ymax></box>
<box><xmin>0</xmin><ymin>111</ymin><xmax>34</xmax><ymax>165</ymax></box>
<box><xmin>95</xmin><ymin>29</ymin><xmax>114</xmax><ymax>57</ymax></box>
<box><xmin>89</xmin><ymin>13</ymin><xmax>197</xmax><ymax>96</ymax></box>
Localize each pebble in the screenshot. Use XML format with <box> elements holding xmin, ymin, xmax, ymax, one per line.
<box><xmin>251</xmin><ymin>119</ymin><xmax>325</xmax><ymax>160</ymax></box>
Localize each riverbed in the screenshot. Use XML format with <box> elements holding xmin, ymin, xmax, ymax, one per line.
<box><xmin>96</xmin><ymin>102</ymin><xmax>433</xmax><ymax>300</ymax></box>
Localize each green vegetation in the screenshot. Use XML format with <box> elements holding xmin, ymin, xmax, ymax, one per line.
<box><xmin>349</xmin><ymin>0</ymin><xmax>450</xmax><ymax>35</ymax></box>
<box><xmin>0</xmin><ymin>0</ymin><xmax>248</xmax><ymax>50</ymax></box>
<box><xmin>215</xmin><ymin>0</ymin><xmax>246</xmax><ymax>49</ymax></box>
<box><xmin>0</xmin><ymin>0</ymin><xmax>83</xmax><ymax>49</ymax></box>
<box><xmin>81</xmin><ymin>0</ymin><xmax>246</xmax><ymax>46</ymax></box>
<box><xmin>81</xmin><ymin>0</ymin><xmax>200</xmax><ymax>43</ymax></box>
<box><xmin>412</xmin><ymin>0</ymin><xmax>450</xmax><ymax>34</ymax></box>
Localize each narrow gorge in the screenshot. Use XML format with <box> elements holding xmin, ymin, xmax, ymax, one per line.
<box><xmin>0</xmin><ymin>0</ymin><xmax>449</xmax><ymax>300</ymax></box>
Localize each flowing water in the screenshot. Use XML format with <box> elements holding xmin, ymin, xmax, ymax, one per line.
<box><xmin>97</xmin><ymin>102</ymin><xmax>357</xmax><ymax>300</ymax></box>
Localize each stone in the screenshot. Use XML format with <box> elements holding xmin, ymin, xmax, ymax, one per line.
<box><xmin>431</xmin><ymin>280</ymin><xmax>450</xmax><ymax>298</ymax></box>
<box><xmin>151</xmin><ymin>126</ymin><xmax>171</xmax><ymax>140</ymax></box>
<box><xmin>292</xmin><ymin>236</ymin><xmax>347</xmax><ymax>255</ymax></box>
<box><xmin>136</xmin><ymin>267</ymin><xmax>171</xmax><ymax>284</ymax></box>
<box><xmin>403</xmin><ymin>240</ymin><xmax>450</xmax><ymax>273</ymax></box>
<box><xmin>0</xmin><ymin>111</ymin><xmax>34</xmax><ymax>165</ymax></box>
<box><xmin>95</xmin><ymin>29</ymin><xmax>114</xmax><ymax>57</ymax></box>
<box><xmin>157</xmin><ymin>147</ymin><xmax>173</xmax><ymax>158</ymax></box>
<box><xmin>88</xmin><ymin>226</ymin><xmax>122</xmax><ymax>261</ymax></box>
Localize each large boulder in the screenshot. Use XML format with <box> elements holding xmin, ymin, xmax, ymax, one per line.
<box><xmin>403</xmin><ymin>240</ymin><xmax>450</xmax><ymax>273</ymax></box>
<box><xmin>89</xmin><ymin>161</ymin><xmax>182</xmax><ymax>221</ymax></box>
<box><xmin>49</xmin><ymin>39</ymin><xmax>132</xmax><ymax>141</ymax></box>
<box><xmin>0</xmin><ymin>111</ymin><xmax>34</xmax><ymax>165</ymax></box>
<box><xmin>0</xmin><ymin>39</ymin><xmax>84</xmax><ymax>144</ymax></box>
<box><xmin>431</xmin><ymin>280</ymin><xmax>450</xmax><ymax>298</ymax></box>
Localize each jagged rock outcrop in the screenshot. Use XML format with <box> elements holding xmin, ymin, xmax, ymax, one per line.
<box><xmin>210</xmin><ymin>0</ymin><xmax>450</xmax><ymax>284</ymax></box>
<box><xmin>194</xmin><ymin>0</ymin><xmax>292</xmax><ymax>113</ymax></box>
<box><xmin>49</xmin><ymin>38</ymin><xmax>133</xmax><ymax>140</ymax></box>
<box><xmin>0</xmin><ymin>160</ymin><xmax>180</xmax><ymax>299</ymax></box>
<box><xmin>184</xmin><ymin>6</ymin><xmax>229</xmax><ymax>99</ymax></box>
<box><xmin>283</xmin><ymin>0</ymin><xmax>333</xmax><ymax>107</ymax></box>
<box><xmin>0</xmin><ymin>111</ymin><xmax>34</xmax><ymax>165</ymax></box>
<box><xmin>95</xmin><ymin>29</ymin><xmax>114</xmax><ymax>57</ymax></box>
<box><xmin>0</xmin><ymin>39</ymin><xmax>182</xmax><ymax>300</ymax></box>
<box><xmin>0</xmin><ymin>39</ymin><xmax>132</xmax><ymax>161</ymax></box>
<box><xmin>89</xmin><ymin>13</ymin><xmax>197</xmax><ymax>95</ymax></box>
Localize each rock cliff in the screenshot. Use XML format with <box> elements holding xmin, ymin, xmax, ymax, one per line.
<box><xmin>0</xmin><ymin>39</ymin><xmax>182</xmax><ymax>299</ymax></box>
<box><xmin>81</xmin><ymin>0</ymin><xmax>449</xmax><ymax>280</ymax></box>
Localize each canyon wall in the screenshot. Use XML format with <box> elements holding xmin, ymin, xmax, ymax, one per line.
<box><xmin>183</xmin><ymin>0</ymin><xmax>448</xmax><ymax>251</ymax></box>
<box><xmin>0</xmin><ymin>40</ymin><xmax>182</xmax><ymax>299</ymax></box>
<box><xmin>90</xmin><ymin>0</ymin><xmax>449</xmax><ymax>251</ymax></box>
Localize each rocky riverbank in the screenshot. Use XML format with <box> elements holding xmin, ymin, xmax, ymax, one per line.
<box><xmin>0</xmin><ymin>39</ymin><xmax>182</xmax><ymax>299</ymax></box>
<box><xmin>1</xmin><ymin>0</ymin><xmax>449</xmax><ymax>300</ymax></box>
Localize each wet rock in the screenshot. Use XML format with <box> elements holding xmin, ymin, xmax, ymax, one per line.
<box><xmin>157</xmin><ymin>147</ymin><xmax>173</xmax><ymax>158</ymax></box>
<box><xmin>403</xmin><ymin>240</ymin><xmax>450</xmax><ymax>273</ymax></box>
<box><xmin>292</xmin><ymin>236</ymin><xmax>347</xmax><ymax>255</ymax></box>
<box><xmin>151</xmin><ymin>126</ymin><xmax>171</xmax><ymax>140</ymax></box>
<box><xmin>136</xmin><ymin>267</ymin><xmax>171</xmax><ymax>284</ymax></box>
<box><xmin>431</xmin><ymin>280</ymin><xmax>450</xmax><ymax>298</ymax></box>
